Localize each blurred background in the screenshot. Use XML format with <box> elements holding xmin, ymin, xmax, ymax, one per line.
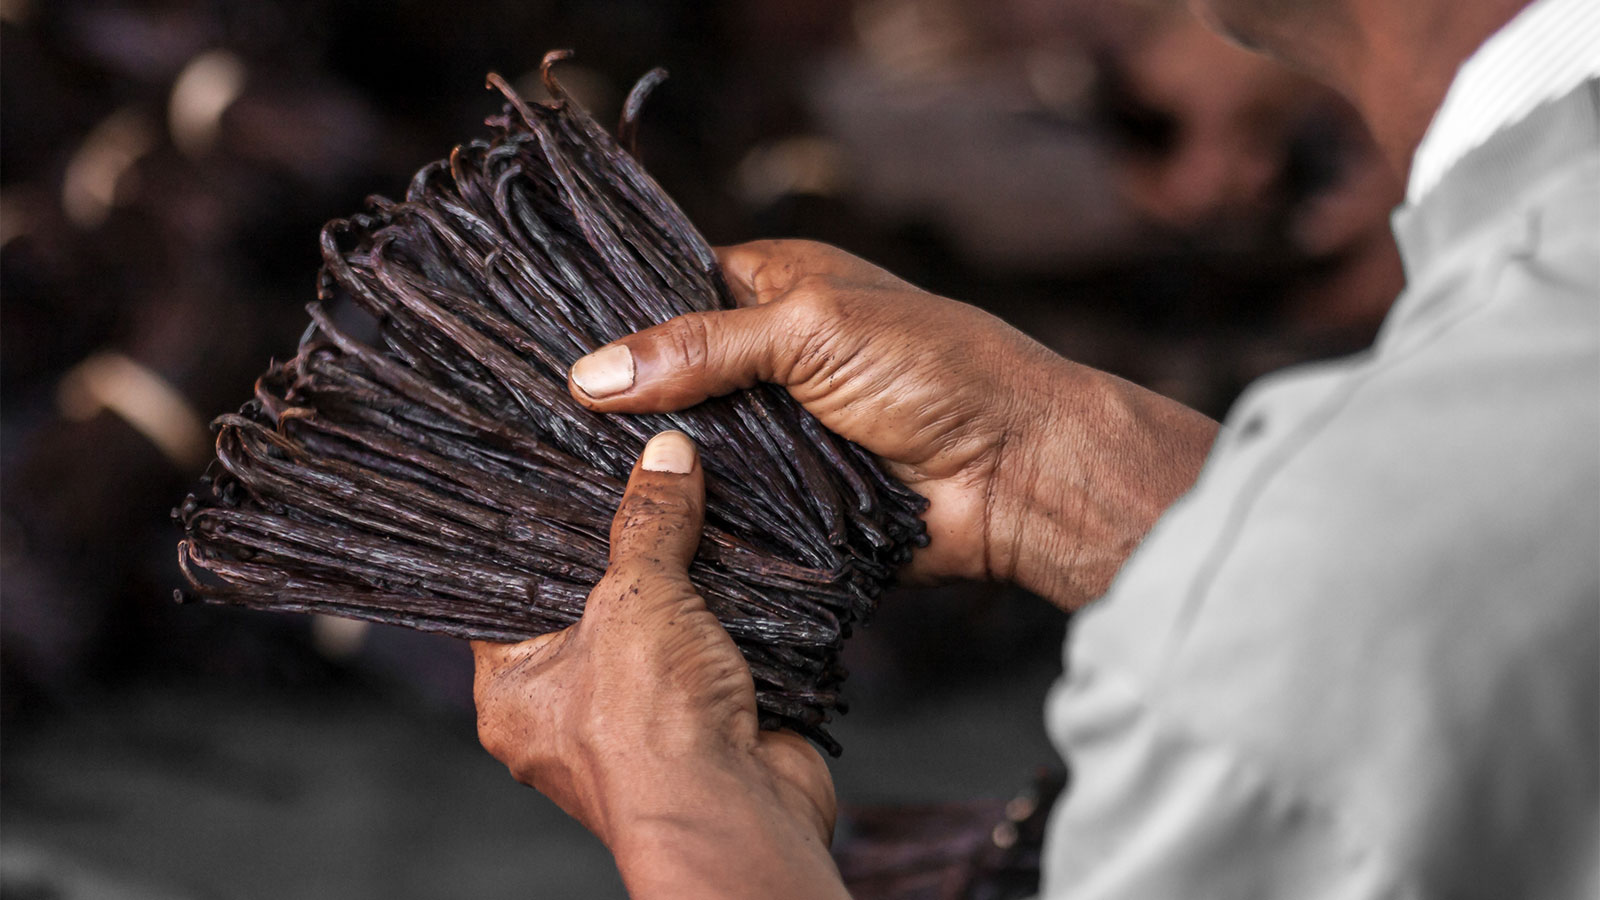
<box><xmin>0</xmin><ymin>0</ymin><xmax>1405</xmax><ymax>897</ymax></box>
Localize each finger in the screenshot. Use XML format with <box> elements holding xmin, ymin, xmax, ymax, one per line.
<box><xmin>469</xmin><ymin>633</ymin><xmax>570</xmax><ymax>728</ymax></box>
<box><xmin>755</xmin><ymin>728</ymin><xmax>838</xmax><ymax>840</ymax></box>
<box><xmin>605</xmin><ymin>430</ymin><xmax>705</xmax><ymax>573</ymax></box>
<box><xmin>717</xmin><ymin>239</ymin><xmax>901</xmax><ymax>301</ymax></box>
<box><xmin>471</xmin><ymin>638</ymin><xmax>510</xmax><ymax>670</ymax></box>
<box><xmin>712</xmin><ymin>244</ymin><xmax>760</xmax><ymax>308</ymax></box>
<box><xmin>567</xmin><ymin>301</ymin><xmax>794</xmax><ymax>412</ymax></box>
<box><xmin>470</xmin><ymin>632</ymin><xmax>568</xmax><ymax>678</ymax></box>
<box><xmin>714</xmin><ymin>240</ymin><xmax>803</xmax><ymax>307</ymax></box>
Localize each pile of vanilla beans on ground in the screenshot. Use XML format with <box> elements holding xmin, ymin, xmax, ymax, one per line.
<box><xmin>174</xmin><ymin>52</ymin><xmax>927</xmax><ymax>754</ymax></box>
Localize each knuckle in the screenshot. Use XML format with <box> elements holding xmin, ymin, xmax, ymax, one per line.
<box><xmin>785</xmin><ymin>273</ymin><xmax>840</xmax><ymax>312</ymax></box>
<box><xmin>475</xmin><ymin>711</ymin><xmax>508</xmax><ymax>760</ymax></box>
<box><xmin>749</xmin><ymin>251</ymin><xmax>806</xmax><ymax>300</ymax></box>
<box><xmin>472</xmin><ymin>672</ymin><xmax>492</xmax><ymax>711</ymax></box>
<box><xmin>605</xmin><ymin>558</ymin><xmax>691</xmax><ymax>594</ymax></box>
<box><xmin>597</xmin><ymin>561</ymin><xmax>645</xmax><ymax>592</ymax></box>
<box><xmin>662</xmin><ymin>313</ymin><xmax>713</xmax><ymax>371</ymax></box>
<box><xmin>791</xmin><ymin>238</ymin><xmax>832</xmax><ymax>255</ymax></box>
<box><xmin>785</xmin><ymin>279</ymin><xmax>857</xmax><ymax>342</ymax></box>
<box><xmin>617</xmin><ymin>485</ymin><xmax>696</xmax><ymax>527</ymax></box>
<box><xmin>785</xmin><ymin>239</ymin><xmax>836</xmax><ymax>270</ymax></box>
<box><xmin>777</xmin><ymin>289</ymin><xmax>854</xmax><ymax>382</ymax></box>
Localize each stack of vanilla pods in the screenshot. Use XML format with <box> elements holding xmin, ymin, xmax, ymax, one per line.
<box><xmin>174</xmin><ymin>52</ymin><xmax>928</xmax><ymax>754</ymax></box>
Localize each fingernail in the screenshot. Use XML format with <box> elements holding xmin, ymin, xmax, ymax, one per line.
<box><xmin>641</xmin><ymin>430</ymin><xmax>696</xmax><ymax>474</ymax></box>
<box><xmin>571</xmin><ymin>344</ymin><xmax>634</xmax><ymax>398</ymax></box>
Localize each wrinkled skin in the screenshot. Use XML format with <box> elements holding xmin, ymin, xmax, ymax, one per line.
<box><xmin>477</xmin><ymin>241</ymin><xmax>1219</xmax><ymax>896</ymax></box>
<box><xmin>570</xmin><ymin>240</ymin><xmax>1218</xmax><ymax>608</ymax></box>
<box><xmin>473</xmin><ymin>431</ymin><xmax>844</xmax><ymax>898</ymax></box>
<box><xmin>476</xmin><ymin>0</ymin><xmax>1537</xmax><ymax>889</ymax></box>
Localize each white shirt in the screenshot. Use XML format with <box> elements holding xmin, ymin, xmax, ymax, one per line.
<box><xmin>1407</xmin><ymin>0</ymin><xmax>1600</xmax><ymax>203</ymax></box>
<box><xmin>1040</xmin><ymin>7</ymin><xmax>1600</xmax><ymax>897</ymax></box>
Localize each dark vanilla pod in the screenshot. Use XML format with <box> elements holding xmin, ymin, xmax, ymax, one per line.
<box><xmin>174</xmin><ymin>51</ymin><xmax>928</xmax><ymax>754</ymax></box>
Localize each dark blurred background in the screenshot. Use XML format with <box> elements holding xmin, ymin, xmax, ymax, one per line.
<box><xmin>0</xmin><ymin>0</ymin><xmax>1404</xmax><ymax>897</ymax></box>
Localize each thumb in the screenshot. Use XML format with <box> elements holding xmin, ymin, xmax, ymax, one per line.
<box><xmin>567</xmin><ymin>302</ymin><xmax>794</xmax><ymax>413</ymax></box>
<box><xmin>604</xmin><ymin>430</ymin><xmax>705</xmax><ymax>576</ymax></box>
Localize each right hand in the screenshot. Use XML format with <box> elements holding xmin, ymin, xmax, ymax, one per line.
<box><xmin>568</xmin><ymin>240</ymin><xmax>1217</xmax><ymax>609</ymax></box>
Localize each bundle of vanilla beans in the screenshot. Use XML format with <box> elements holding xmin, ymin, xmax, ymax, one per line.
<box><xmin>174</xmin><ymin>52</ymin><xmax>927</xmax><ymax>754</ymax></box>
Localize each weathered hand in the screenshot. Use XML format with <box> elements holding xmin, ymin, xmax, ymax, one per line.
<box><xmin>567</xmin><ymin>240</ymin><xmax>1218</xmax><ymax>609</ymax></box>
<box><xmin>472</xmin><ymin>431</ymin><xmax>846</xmax><ymax>899</ymax></box>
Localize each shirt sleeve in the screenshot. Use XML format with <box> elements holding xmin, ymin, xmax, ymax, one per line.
<box><xmin>1039</xmin><ymin>661</ymin><xmax>1397</xmax><ymax>900</ymax></box>
<box><xmin>1039</xmin><ymin>143</ymin><xmax>1599</xmax><ymax>900</ymax></box>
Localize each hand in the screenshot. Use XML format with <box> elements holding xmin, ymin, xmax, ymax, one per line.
<box><xmin>567</xmin><ymin>240</ymin><xmax>1218</xmax><ymax>609</ymax></box>
<box><xmin>473</xmin><ymin>431</ymin><xmax>848</xmax><ymax>899</ymax></box>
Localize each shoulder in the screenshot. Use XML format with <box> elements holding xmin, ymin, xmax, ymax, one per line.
<box><xmin>1043</xmin><ymin>161</ymin><xmax>1599</xmax><ymax>896</ymax></box>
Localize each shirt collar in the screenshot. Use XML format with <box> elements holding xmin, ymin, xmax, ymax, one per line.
<box><xmin>1406</xmin><ymin>0</ymin><xmax>1600</xmax><ymax>205</ymax></box>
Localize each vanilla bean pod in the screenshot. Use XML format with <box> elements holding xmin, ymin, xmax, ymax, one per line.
<box><xmin>176</xmin><ymin>52</ymin><xmax>928</xmax><ymax>754</ymax></box>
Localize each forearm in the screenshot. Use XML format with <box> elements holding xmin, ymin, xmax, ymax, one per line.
<box><xmin>990</xmin><ymin>361</ymin><xmax>1219</xmax><ymax>610</ymax></box>
<box><xmin>608</xmin><ymin>761</ymin><xmax>849</xmax><ymax>900</ymax></box>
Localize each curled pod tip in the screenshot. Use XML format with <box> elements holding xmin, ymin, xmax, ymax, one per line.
<box><xmin>618</xmin><ymin>67</ymin><xmax>669</xmax><ymax>157</ymax></box>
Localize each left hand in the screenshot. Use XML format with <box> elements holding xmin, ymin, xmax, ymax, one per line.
<box><xmin>472</xmin><ymin>430</ymin><xmax>847</xmax><ymax>899</ymax></box>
